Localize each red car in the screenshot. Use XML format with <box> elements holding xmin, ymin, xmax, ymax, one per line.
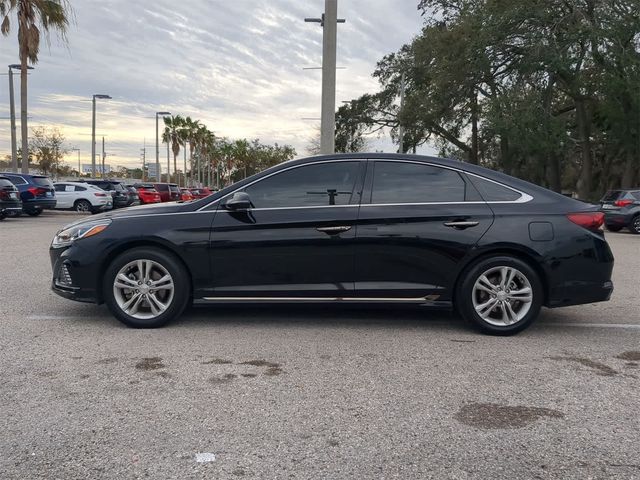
<box><xmin>189</xmin><ymin>187</ymin><xmax>213</xmax><ymax>200</ymax></box>
<box><xmin>132</xmin><ymin>183</ymin><xmax>161</xmax><ymax>204</ymax></box>
<box><xmin>180</xmin><ymin>188</ymin><xmax>193</xmax><ymax>201</ymax></box>
<box><xmin>153</xmin><ymin>183</ymin><xmax>181</xmax><ymax>202</ymax></box>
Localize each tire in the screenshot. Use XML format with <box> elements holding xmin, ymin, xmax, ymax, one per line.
<box><xmin>628</xmin><ymin>215</ymin><xmax>640</xmax><ymax>235</ymax></box>
<box><xmin>0</xmin><ymin>211</ymin><xmax>6</xmax><ymax>221</ymax></box>
<box><xmin>457</xmin><ymin>256</ymin><xmax>543</xmax><ymax>335</ymax></box>
<box><xmin>7</xmin><ymin>210</ymin><xmax>21</xmax><ymax>218</ymax></box>
<box><xmin>103</xmin><ymin>247</ymin><xmax>190</xmax><ymax>328</ymax></box>
<box><xmin>74</xmin><ymin>199</ymin><xmax>92</xmax><ymax>213</ymax></box>
<box><xmin>605</xmin><ymin>225</ymin><xmax>623</xmax><ymax>233</ymax></box>
<box><xmin>26</xmin><ymin>209</ymin><xmax>42</xmax><ymax>217</ymax></box>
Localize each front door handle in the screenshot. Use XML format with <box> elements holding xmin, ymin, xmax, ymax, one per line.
<box><xmin>316</xmin><ymin>225</ymin><xmax>352</xmax><ymax>234</ymax></box>
<box><xmin>444</xmin><ymin>221</ymin><xmax>479</xmax><ymax>230</ymax></box>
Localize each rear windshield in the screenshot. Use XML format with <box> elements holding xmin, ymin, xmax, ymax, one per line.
<box><xmin>169</xmin><ymin>186</ymin><xmax>180</xmax><ymax>193</ymax></box>
<box><xmin>0</xmin><ymin>178</ymin><xmax>14</xmax><ymax>187</ymax></box>
<box><xmin>112</xmin><ymin>183</ymin><xmax>125</xmax><ymax>191</ymax></box>
<box><xmin>601</xmin><ymin>190</ymin><xmax>622</xmax><ymax>202</ymax></box>
<box><xmin>33</xmin><ymin>176</ymin><xmax>53</xmax><ymax>187</ymax></box>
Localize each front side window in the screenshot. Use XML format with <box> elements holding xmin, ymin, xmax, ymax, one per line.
<box><xmin>371</xmin><ymin>161</ymin><xmax>466</xmax><ymax>204</ymax></box>
<box><xmin>244</xmin><ymin>161</ymin><xmax>360</xmax><ymax>208</ymax></box>
<box><xmin>5</xmin><ymin>175</ymin><xmax>27</xmax><ymax>185</ymax></box>
<box><xmin>54</xmin><ymin>184</ymin><xmax>67</xmax><ymax>192</ymax></box>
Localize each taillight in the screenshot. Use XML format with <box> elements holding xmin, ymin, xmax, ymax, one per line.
<box><xmin>567</xmin><ymin>212</ymin><xmax>605</xmax><ymax>231</ymax></box>
<box><xmin>94</xmin><ymin>192</ymin><xmax>107</xmax><ymax>197</ymax></box>
<box><xmin>614</xmin><ymin>199</ymin><xmax>633</xmax><ymax>207</ymax></box>
<box><xmin>0</xmin><ymin>190</ymin><xmax>9</xmax><ymax>200</ymax></box>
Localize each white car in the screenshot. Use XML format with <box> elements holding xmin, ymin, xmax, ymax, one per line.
<box><xmin>53</xmin><ymin>181</ymin><xmax>113</xmax><ymax>213</ymax></box>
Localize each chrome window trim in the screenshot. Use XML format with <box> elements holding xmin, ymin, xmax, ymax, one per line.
<box><xmin>196</xmin><ymin>158</ymin><xmax>533</xmax><ymax>212</ymax></box>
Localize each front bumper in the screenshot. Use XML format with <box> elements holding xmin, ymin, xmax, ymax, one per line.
<box><xmin>50</xmin><ymin>244</ymin><xmax>101</xmax><ymax>303</ymax></box>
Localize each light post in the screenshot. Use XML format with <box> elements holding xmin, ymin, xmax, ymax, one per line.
<box><xmin>71</xmin><ymin>148</ymin><xmax>81</xmax><ymax>177</ymax></box>
<box><xmin>8</xmin><ymin>64</ymin><xmax>33</xmax><ymax>172</ymax></box>
<box><xmin>91</xmin><ymin>94</ymin><xmax>111</xmax><ymax>178</ymax></box>
<box><xmin>155</xmin><ymin>111</ymin><xmax>171</xmax><ymax>182</ymax></box>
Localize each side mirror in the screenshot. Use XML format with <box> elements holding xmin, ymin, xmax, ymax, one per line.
<box><xmin>225</xmin><ymin>191</ymin><xmax>252</xmax><ymax>210</ymax></box>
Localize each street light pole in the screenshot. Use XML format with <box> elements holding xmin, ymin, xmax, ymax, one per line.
<box><xmin>306</xmin><ymin>0</ymin><xmax>345</xmax><ymax>155</ymax></box>
<box><xmin>398</xmin><ymin>72</ymin><xmax>406</xmax><ymax>154</ymax></box>
<box><xmin>91</xmin><ymin>94</ymin><xmax>111</xmax><ymax>178</ymax></box>
<box><xmin>155</xmin><ymin>111</ymin><xmax>171</xmax><ymax>182</ymax></box>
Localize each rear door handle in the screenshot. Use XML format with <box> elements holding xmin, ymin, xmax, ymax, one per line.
<box><xmin>444</xmin><ymin>221</ymin><xmax>479</xmax><ymax>229</ymax></box>
<box><xmin>316</xmin><ymin>226</ymin><xmax>352</xmax><ymax>234</ymax></box>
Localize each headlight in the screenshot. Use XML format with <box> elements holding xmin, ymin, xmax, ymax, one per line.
<box><xmin>52</xmin><ymin>219</ymin><xmax>112</xmax><ymax>248</ymax></box>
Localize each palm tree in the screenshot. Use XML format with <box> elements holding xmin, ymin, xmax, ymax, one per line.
<box><xmin>181</xmin><ymin>116</ymin><xmax>200</xmax><ymax>185</ymax></box>
<box><xmin>1</xmin><ymin>0</ymin><xmax>71</xmax><ymax>173</ymax></box>
<box><xmin>162</xmin><ymin>115</ymin><xmax>184</xmax><ymax>184</ymax></box>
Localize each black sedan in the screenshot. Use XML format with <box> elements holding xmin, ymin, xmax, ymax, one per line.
<box><xmin>50</xmin><ymin>154</ymin><xmax>614</xmax><ymax>335</ymax></box>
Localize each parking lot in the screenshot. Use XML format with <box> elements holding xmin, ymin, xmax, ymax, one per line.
<box><xmin>1</xmin><ymin>212</ymin><xmax>639</xmax><ymax>479</ymax></box>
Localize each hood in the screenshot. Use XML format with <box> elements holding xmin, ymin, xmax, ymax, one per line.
<box><xmin>60</xmin><ymin>202</ymin><xmax>192</xmax><ymax>230</ymax></box>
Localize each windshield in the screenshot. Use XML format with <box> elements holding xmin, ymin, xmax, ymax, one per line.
<box><xmin>33</xmin><ymin>176</ymin><xmax>53</xmax><ymax>187</ymax></box>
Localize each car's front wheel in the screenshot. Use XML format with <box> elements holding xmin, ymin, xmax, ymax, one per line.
<box><xmin>457</xmin><ymin>256</ymin><xmax>543</xmax><ymax>335</ymax></box>
<box><xmin>103</xmin><ymin>247</ymin><xmax>190</xmax><ymax>328</ymax></box>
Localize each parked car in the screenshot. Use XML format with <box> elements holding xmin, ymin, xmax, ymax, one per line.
<box><xmin>50</xmin><ymin>154</ymin><xmax>614</xmax><ymax>335</ymax></box>
<box><xmin>0</xmin><ymin>172</ymin><xmax>56</xmax><ymax>216</ymax></box>
<box><xmin>0</xmin><ymin>175</ymin><xmax>22</xmax><ymax>220</ymax></box>
<box><xmin>81</xmin><ymin>180</ymin><xmax>129</xmax><ymax>208</ymax></box>
<box><xmin>180</xmin><ymin>188</ymin><xmax>193</xmax><ymax>201</ymax></box>
<box><xmin>599</xmin><ymin>188</ymin><xmax>640</xmax><ymax>234</ymax></box>
<box><xmin>132</xmin><ymin>183</ymin><xmax>162</xmax><ymax>204</ymax></box>
<box><xmin>188</xmin><ymin>187</ymin><xmax>213</xmax><ymax>199</ymax></box>
<box><xmin>153</xmin><ymin>183</ymin><xmax>181</xmax><ymax>202</ymax></box>
<box><xmin>53</xmin><ymin>181</ymin><xmax>112</xmax><ymax>213</ymax></box>
<box><xmin>124</xmin><ymin>185</ymin><xmax>140</xmax><ymax>206</ymax></box>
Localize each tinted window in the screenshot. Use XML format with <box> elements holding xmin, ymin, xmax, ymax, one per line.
<box><xmin>156</xmin><ymin>184</ymin><xmax>169</xmax><ymax>192</ymax></box>
<box><xmin>245</xmin><ymin>162</ymin><xmax>360</xmax><ymax>208</ymax></box>
<box><xmin>468</xmin><ymin>175</ymin><xmax>522</xmax><ymax>202</ymax></box>
<box><xmin>372</xmin><ymin>162</ymin><xmax>466</xmax><ymax>203</ymax></box>
<box><xmin>112</xmin><ymin>183</ymin><xmax>125</xmax><ymax>191</ymax></box>
<box><xmin>54</xmin><ymin>184</ymin><xmax>66</xmax><ymax>192</ymax></box>
<box><xmin>74</xmin><ymin>186</ymin><xmax>87</xmax><ymax>192</ymax></box>
<box><xmin>33</xmin><ymin>176</ymin><xmax>53</xmax><ymax>187</ymax></box>
<box><xmin>631</xmin><ymin>191</ymin><xmax>640</xmax><ymax>200</ymax></box>
<box><xmin>4</xmin><ymin>175</ymin><xmax>27</xmax><ymax>185</ymax></box>
<box><xmin>601</xmin><ymin>190</ymin><xmax>622</xmax><ymax>202</ymax></box>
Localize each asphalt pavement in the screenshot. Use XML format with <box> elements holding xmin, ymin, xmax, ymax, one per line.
<box><xmin>1</xmin><ymin>212</ymin><xmax>639</xmax><ymax>479</ymax></box>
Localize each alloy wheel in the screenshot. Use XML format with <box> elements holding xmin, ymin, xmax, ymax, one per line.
<box><xmin>472</xmin><ymin>266</ymin><xmax>533</xmax><ymax>326</ymax></box>
<box><xmin>76</xmin><ymin>200</ymin><xmax>91</xmax><ymax>212</ymax></box>
<box><xmin>112</xmin><ymin>259</ymin><xmax>175</xmax><ymax>320</ymax></box>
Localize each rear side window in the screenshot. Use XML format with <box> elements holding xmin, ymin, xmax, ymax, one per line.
<box><xmin>33</xmin><ymin>176</ymin><xmax>53</xmax><ymax>187</ymax></box>
<box><xmin>4</xmin><ymin>175</ymin><xmax>26</xmax><ymax>185</ymax></box>
<box><xmin>631</xmin><ymin>191</ymin><xmax>640</xmax><ymax>200</ymax></box>
<box><xmin>371</xmin><ymin>162</ymin><xmax>466</xmax><ymax>203</ymax></box>
<box><xmin>74</xmin><ymin>186</ymin><xmax>87</xmax><ymax>192</ymax></box>
<box><xmin>601</xmin><ymin>190</ymin><xmax>622</xmax><ymax>202</ymax></box>
<box><xmin>467</xmin><ymin>175</ymin><xmax>522</xmax><ymax>202</ymax></box>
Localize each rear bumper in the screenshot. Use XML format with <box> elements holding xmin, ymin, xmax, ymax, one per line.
<box><xmin>547</xmin><ymin>280</ymin><xmax>613</xmax><ymax>307</ymax></box>
<box><xmin>23</xmin><ymin>198</ymin><xmax>56</xmax><ymax>211</ymax></box>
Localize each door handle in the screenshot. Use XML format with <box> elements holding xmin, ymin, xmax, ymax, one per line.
<box><xmin>443</xmin><ymin>221</ymin><xmax>479</xmax><ymax>229</ymax></box>
<box><xmin>316</xmin><ymin>225</ymin><xmax>352</xmax><ymax>234</ymax></box>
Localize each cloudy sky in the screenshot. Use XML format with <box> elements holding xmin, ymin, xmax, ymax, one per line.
<box><xmin>0</xmin><ymin>1</ymin><xmax>427</xmax><ymax>171</ymax></box>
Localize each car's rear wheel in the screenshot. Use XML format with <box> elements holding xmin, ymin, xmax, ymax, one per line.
<box><xmin>0</xmin><ymin>210</ymin><xmax>6</xmax><ymax>221</ymax></box>
<box><xmin>103</xmin><ymin>247</ymin><xmax>190</xmax><ymax>328</ymax></box>
<box><xmin>74</xmin><ymin>199</ymin><xmax>92</xmax><ymax>213</ymax></box>
<box><xmin>26</xmin><ymin>208</ymin><xmax>42</xmax><ymax>216</ymax></box>
<box><xmin>628</xmin><ymin>215</ymin><xmax>640</xmax><ymax>234</ymax></box>
<box><xmin>457</xmin><ymin>256</ymin><xmax>543</xmax><ymax>335</ymax></box>
<box><xmin>605</xmin><ymin>224</ymin><xmax>623</xmax><ymax>232</ymax></box>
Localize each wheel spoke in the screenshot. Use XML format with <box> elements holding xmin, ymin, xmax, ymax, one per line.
<box><xmin>508</xmin><ymin>287</ymin><xmax>532</xmax><ymax>302</ymax></box>
<box><xmin>116</xmin><ymin>274</ymin><xmax>138</xmax><ymax>288</ymax></box>
<box><xmin>128</xmin><ymin>295</ymin><xmax>144</xmax><ymax>315</ymax></box>
<box><xmin>147</xmin><ymin>293</ymin><xmax>167</xmax><ymax>315</ymax></box>
<box><xmin>151</xmin><ymin>274</ymin><xmax>173</xmax><ymax>290</ymax></box>
<box><xmin>505</xmin><ymin>302</ymin><xmax>519</xmax><ymax>324</ymax></box>
<box><xmin>122</xmin><ymin>292</ymin><xmax>141</xmax><ymax>311</ymax></box>
<box><xmin>505</xmin><ymin>268</ymin><xmax>517</xmax><ymax>289</ymax></box>
<box><xmin>478</xmin><ymin>275</ymin><xmax>497</xmax><ymax>292</ymax></box>
<box><xmin>475</xmin><ymin>298</ymin><xmax>497</xmax><ymax>317</ymax></box>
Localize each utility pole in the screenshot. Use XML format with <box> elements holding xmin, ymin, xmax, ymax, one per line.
<box><xmin>71</xmin><ymin>148</ymin><xmax>80</xmax><ymax>177</ymax></box>
<box><xmin>398</xmin><ymin>72</ymin><xmax>406</xmax><ymax>154</ymax></box>
<box><xmin>155</xmin><ymin>111</ymin><xmax>171</xmax><ymax>182</ymax></box>
<box><xmin>305</xmin><ymin>0</ymin><xmax>345</xmax><ymax>155</ymax></box>
<box><xmin>166</xmin><ymin>141</ymin><xmax>170</xmax><ymax>183</ymax></box>
<box><xmin>183</xmin><ymin>142</ymin><xmax>187</xmax><ymax>187</ymax></box>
